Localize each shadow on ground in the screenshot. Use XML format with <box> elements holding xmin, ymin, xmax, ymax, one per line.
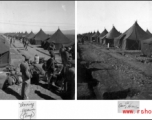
<box><xmin>3</xmin><ymin>87</ymin><xmax>22</xmax><ymax>100</ymax></box>
<box><xmin>35</xmin><ymin>90</ymin><xmax>55</xmax><ymax>100</ymax></box>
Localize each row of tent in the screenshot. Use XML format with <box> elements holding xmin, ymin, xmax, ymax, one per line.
<box><xmin>5</xmin><ymin>28</ymin><xmax>74</xmax><ymax>50</ymax></box>
<box><xmin>0</xmin><ymin>28</ymin><xmax>75</xmax><ymax>67</ymax></box>
<box><xmin>79</xmin><ymin>21</ymin><xmax>152</xmax><ymax>57</ymax></box>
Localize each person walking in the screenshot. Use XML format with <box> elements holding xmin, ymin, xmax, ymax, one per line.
<box><xmin>23</xmin><ymin>39</ymin><xmax>26</xmax><ymax>49</ymax></box>
<box><xmin>23</xmin><ymin>39</ymin><xmax>25</xmax><ymax>48</ymax></box>
<box><xmin>20</xmin><ymin>56</ymin><xmax>32</xmax><ymax>100</ymax></box>
<box><xmin>13</xmin><ymin>38</ymin><xmax>15</xmax><ymax>44</ymax></box>
<box><xmin>25</xmin><ymin>40</ymin><xmax>29</xmax><ymax>51</ymax></box>
<box><xmin>24</xmin><ymin>40</ymin><xmax>26</xmax><ymax>50</ymax></box>
<box><xmin>10</xmin><ymin>38</ymin><xmax>12</xmax><ymax>46</ymax></box>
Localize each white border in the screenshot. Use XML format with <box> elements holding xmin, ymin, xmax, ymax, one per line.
<box><xmin>0</xmin><ymin>1</ymin><xmax>152</xmax><ymax>119</ymax></box>
<box><xmin>0</xmin><ymin>100</ymin><xmax>152</xmax><ymax>119</ymax></box>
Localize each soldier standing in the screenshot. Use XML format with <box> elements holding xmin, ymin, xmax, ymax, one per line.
<box><xmin>20</xmin><ymin>56</ymin><xmax>32</xmax><ymax>100</ymax></box>
<box><xmin>46</xmin><ymin>51</ymin><xmax>56</xmax><ymax>89</ymax></box>
<box><xmin>59</xmin><ymin>45</ymin><xmax>65</xmax><ymax>64</ymax></box>
<box><xmin>70</xmin><ymin>44</ymin><xmax>75</xmax><ymax>60</ymax></box>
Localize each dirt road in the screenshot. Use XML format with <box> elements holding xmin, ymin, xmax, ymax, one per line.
<box><xmin>77</xmin><ymin>42</ymin><xmax>152</xmax><ymax>100</ymax></box>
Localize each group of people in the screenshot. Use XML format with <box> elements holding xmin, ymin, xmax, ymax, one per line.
<box><xmin>9</xmin><ymin>37</ymin><xmax>29</xmax><ymax>50</ymax></box>
<box><xmin>4</xmin><ymin>39</ymin><xmax>75</xmax><ymax>100</ymax></box>
<box><xmin>59</xmin><ymin>44</ymin><xmax>75</xmax><ymax>99</ymax></box>
<box><xmin>43</xmin><ymin>43</ymin><xmax>75</xmax><ymax>98</ymax></box>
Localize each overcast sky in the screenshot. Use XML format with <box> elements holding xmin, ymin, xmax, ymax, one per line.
<box><xmin>0</xmin><ymin>1</ymin><xmax>75</xmax><ymax>33</ymax></box>
<box><xmin>77</xmin><ymin>1</ymin><xmax>152</xmax><ymax>34</ymax></box>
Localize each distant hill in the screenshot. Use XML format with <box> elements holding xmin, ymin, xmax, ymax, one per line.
<box><xmin>1</xmin><ymin>29</ymin><xmax>75</xmax><ymax>36</ymax></box>
<box><xmin>45</xmin><ymin>29</ymin><xmax>75</xmax><ymax>35</ymax></box>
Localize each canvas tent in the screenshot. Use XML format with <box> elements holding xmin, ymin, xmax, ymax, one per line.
<box><xmin>0</xmin><ymin>36</ymin><xmax>10</xmax><ymax>67</ymax></box>
<box><xmin>98</xmin><ymin>29</ymin><xmax>108</xmax><ymax>44</ymax></box>
<box><xmin>17</xmin><ymin>32</ymin><xmax>24</xmax><ymax>40</ymax></box>
<box><xmin>78</xmin><ymin>33</ymin><xmax>90</xmax><ymax>43</ymax></box>
<box><xmin>25</xmin><ymin>32</ymin><xmax>30</xmax><ymax>38</ymax></box>
<box><xmin>26</xmin><ymin>31</ymin><xmax>35</xmax><ymax>43</ymax></box>
<box><xmin>15</xmin><ymin>32</ymin><xmax>19</xmax><ymax>39</ymax></box>
<box><xmin>114</xmin><ymin>21</ymin><xmax>151</xmax><ymax>50</ymax></box>
<box><xmin>22</xmin><ymin>31</ymin><xmax>28</xmax><ymax>38</ymax></box>
<box><xmin>78</xmin><ymin>32</ymin><xmax>96</xmax><ymax>43</ymax></box>
<box><xmin>32</xmin><ymin>29</ymin><xmax>49</xmax><ymax>45</ymax></box>
<box><xmin>0</xmin><ymin>35</ymin><xmax>6</xmax><ymax>43</ymax></box>
<box><xmin>141</xmin><ymin>37</ymin><xmax>152</xmax><ymax>57</ymax></box>
<box><xmin>46</xmin><ymin>28</ymin><xmax>74</xmax><ymax>50</ymax></box>
<box><xmin>82</xmin><ymin>34</ymin><xmax>89</xmax><ymax>42</ymax></box>
<box><xmin>27</xmin><ymin>32</ymin><xmax>35</xmax><ymax>39</ymax></box>
<box><xmin>102</xmin><ymin>26</ymin><xmax>121</xmax><ymax>46</ymax></box>
<box><xmin>83</xmin><ymin>32</ymin><xmax>92</xmax><ymax>42</ymax></box>
<box><xmin>146</xmin><ymin>29</ymin><xmax>152</xmax><ymax>37</ymax></box>
<box><xmin>90</xmin><ymin>31</ymin><xmax>100</xmax><ymax>42</ymax></box>
<box><xmin>0</xmin><ymin>35</ymin><xmax>10</xmax><ymax>47</ymax></box>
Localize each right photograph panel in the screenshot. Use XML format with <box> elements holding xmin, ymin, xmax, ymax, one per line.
<box><xmin>77</xmin><ymin>1</ymin><xmax>152</xmax><ymax>100</ymax></box>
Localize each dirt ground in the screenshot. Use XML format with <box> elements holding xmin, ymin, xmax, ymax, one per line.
<box><xmin>77</xmin><ymin>42</ymin><xmax>152</xmax><ymax>100</ymax></box>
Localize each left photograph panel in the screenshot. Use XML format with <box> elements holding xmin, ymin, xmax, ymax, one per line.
<box><xmin>0</xmin><ymin>1</ymin><xmax>75</xmax><ymax>100</ymax></box>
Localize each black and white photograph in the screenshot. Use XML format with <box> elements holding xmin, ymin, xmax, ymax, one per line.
<box><xmin>77</xmin><ymin>1</ymin><xmax>152</xmax><ymax>100</ymax></box>
<box><xmin>0</xmin><ymin>1</ymin><xmax>75</xmax><ymax>100</ymax></box>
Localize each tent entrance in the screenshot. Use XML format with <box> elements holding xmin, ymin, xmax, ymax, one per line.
<box><xmin>92</xmin><ymin>37</ymin><xmax>95</xmax><ymax>42</ymax></box>
<box><xmin>126</xmin><ymin>39</ymin><xmax>141</xmax><ymax>50</ymax></box>
<box><xmin>106</xmin><ymin>38</ymin><xmax>114</xmax><ymax>47</ymax></box>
